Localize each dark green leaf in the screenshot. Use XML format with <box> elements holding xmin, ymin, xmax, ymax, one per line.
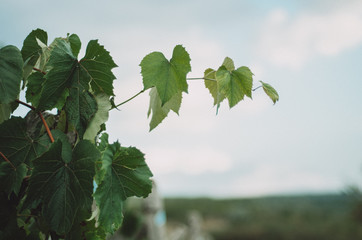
<box><xmin>147</xmin><ymin>87</ymin><xmax>182</xmax><ymax>131</ymax></box>
<box><xmin>0</xmin><ymin>117</ymin><xmax>50</xmax><ymax>167</ymax></box>
<box><xmin>0</xmin><ymin>163</ymin><xmax>27</xmax><ymax>196</ymax></box>
<box><xmin>140</xmin><ymin>45</ymin><xmax>191</xmax><ymax>105</ymax></box>
<box><xmin>261</xmin><ymin>81</ymin><xmax>279</xmax><ymax>104</ymax></box>
<box><xmin>66</xmin><ymin>218</ymin><xmax>106</xmax><ymax>240</ymax></box>
<box><xmin>37</xmin><ymin>39</ymin><xmax>78</xmax><ymax>110</ymax></box>
<box><xmin>21</xmin><ymin>29</ymin><xmax>48</xmax><ymax>63</ymax></box>
<box><xmin>0</xmin><ymin>103</ymin><xmax>11</xmax><ymax>124</ymax></box>
<box><xmin>0</xmin><ymin>192</ymin><xmax>27</xmax><ymax>239</ymax></box>
<box><xmin>94</xmin><ymin>142</ymin><xmax>153</xmax><ymax>233</ymax></box>
<box><xmin>37</xmin><ymin>38</ymin><xmax>116</xmax><ymax>113</ymax></box>
<box><xmin>97</xmin><ymin>133</ymin><xmax>109</xmax><ymax>153</ymax></box>
<box><xmin>25</xmin><ymin>140</ymin><xmax>100</xmax><ymax>235</ymax></box>
<box><xmin>0</xmin><ymin>46</ymin><xmax>23</xmax><ymax>104</ymax></box>
<box><xmin>65</xmin><ymin>88</ymin><xmax>97</xmax><ymax>139</ymax></box>
<box><xmin>80</xmin><ymin>40</ymin><xmax>117</xmax><ymax>96</ymax></box>
<box><xmin>25</xmin><ymin>72</ymin><xmax>44</xmax><ymax>107</ymax></box>
<box><xmin>21</xmin><ymin>29</ymin><xmax>48</xmax><ymax>82</ymax></box>
<box><xmin>68</xmin><ymin>34</ymin><xmax>81</xmax><ymax>58</ymax></box>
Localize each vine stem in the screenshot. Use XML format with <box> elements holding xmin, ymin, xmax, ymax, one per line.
<box><xmin>113</xmin><ymin>89</ymin><xmax>145</xmax><ymax>109</ymax></box>
<box><xmin>252</xmin><ymin>85</ymin><xmax>262</xmax><ymax>91</ymax></box>
<box><xmin>0</xmin><ymin>152</ymin><xmax>16</xmax><ymax>170</ymax></box>
<box><xmin>33</xmin><ymin>67</ymin><xmax>46</xmax><ymax>75</ymax></box>
<box><xmin>15</xmin><ymin>99</ymin><xmax>54</xmax><ymax>143</ymax></box>
<box><xmin>187</xmin><ymin>77</ymin><xmax>216</xmax><ymax>81</ymax></box>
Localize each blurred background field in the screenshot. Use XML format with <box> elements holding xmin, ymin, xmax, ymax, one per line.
<box><xmin>163</xmin><ymin>193</ymin><xmax>362</xmax><ymax>240</ymax></box>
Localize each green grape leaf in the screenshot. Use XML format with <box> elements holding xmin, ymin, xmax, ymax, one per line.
<box><xmin>33</xmin><ymin>37</ymin><xmax>51</xmax><ymax>73</ymax></box>
<box><xmin>0</xmin><ymin>192</ymin><xmax>27</xmax><ymax>239</ymax></box>
<box><xmin>82</xmin><ymin>219</ymin><xmax>106</xmax><ymax>240</ymax></box>
<box><xmin>83</xmin><ymin>93</ymin><xmax>111</xmax><ymax>142</ymax></box>
<box><xmin>0</xmin><ymin>117</ymin><xmax>51</xmax><ymax>167</ymax></box>
<box><xmin>37</xmin><ymin>129</ymin><xmax>73</xmax><ymax>162</ymax></box>
<box><xmin>261</xmin><ymin>81</ymin><xmax>279</xmax><ymax>104</ymax></box>
<box><xmin>25</xmin><ymin>72</ymin><xmax>44</xmax><ymax>107</ymax></box>
<box><xmin>80</xmin><ymin>40</ymin><xmax>117</xmax><ymax>96</ymax></box>
<box><xmin>204</xmin><ymin>68</ymin><xmax>225</xmax><ymax>113</ymax></box>
<box><xmin>0</xmin><ymin>103</ymin><xmax>12</xmax><ymax>124</ymax></box>
<box><xmin>68</xmin><ymin>34</ymin><xmax>81</xmax><ymax>58</ymax></box>
<box><xmin>140</xmin><ymin>45</ymin><xmax>191</xmax><ymax>105</ymax></box>
<box><xmin>222</xmin><ymin>57</ymin><xmax>235</xmax><ymax>71</ymax></box>
<box><xmin>94</xmin><ymin>142</ymin><xmax>153</xmax><ymax>233</ymax></box>
<box><xmin>147</xmin><ymin>87</ymin><xmax>182</xmax><ymax>131</ymax></box>
<box><xmin>37</xmin><ymin>38</ymin><xmax>116</xmax><ymax>112</ymax></box>
<box><xmin>65</xmin><ymin>218</ymin><xmax>106</xmax><ymax>240</ymax></box>
<box><xmin>216</xmin><ymin>65</ymin><xmax>254</xmax><ymax>108</ymax></box>
<box><xmin>97</xmin><ymin>133</ymin><xmax>109</xmax><ymax>153</ymax></box>
<box><xmin>25</xmin><ymin>140</ymin><xmax>100</xmax><ymax>235</ymax></box>
<box><xmin>0</xmin><ymin>163</ymin><xmax>27</xmax><ymax>196</ymax></box>
<box><xmin>0</xmin><ymin>46</ymin><xmax>23</xmax><ymax>104</ymax></box>
<box><xmin>21</xmin><ymin>28</ymin><xmax>48</xmax><ymax>63</ymax></box>
<box><xmin>65</xmin><ymin>88</ymin><xmax>97</xmax><ymax>139</ymax></box>
<box><xmin>21</xmin><ymin>29</ymin><xmax>48</xmax><ymax>82</ymax></box>
<box><xmin>37</xmin><ymin>39</ymin><xmax>78</xmax><ymax>110</ymax></box>
<box><xmin>235</xmin><ymin>66</ymin><xmax>254</xmax><ymax>98</ymax></box>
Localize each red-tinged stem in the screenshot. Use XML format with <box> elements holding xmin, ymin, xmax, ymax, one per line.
<box><xmin>33</xmin><ymin>67</ymin><xmax>46</xmax><ymax>75</ymax></box>
<box><xmin>15</xmin><ymin>99</ymin><xmax>35</xmax><ymax>111</ymax></box>
<box><xmin>15</xmin><ymin>99</ymin><xmax>54</xmax><ymax>143</ymax></box>
<box><xmin>0</xmin><ymin>152</ymin><xmax>16</xmax><ymax>170</ymax></box>
<box><xmin>39</xmin><ymin>113</ymin><xmax>54</xmax><ymax>143</ymax></box>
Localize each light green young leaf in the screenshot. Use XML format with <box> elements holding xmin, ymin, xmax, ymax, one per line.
<box><xmin>147</xmin><ymin>87</ymin><xmax>182</xmax><ymax>131</ymax></box>
<box><xmin>261</xmin><ymin>81</ymin><xmax>279</xmax><ymax>104</ymax></box>
<box><xmin>94</xmin><ymin>142</ymin><xmax>153</xmax><ymax>233</ymax></box>
<box><xmin>216</xmin><ymin>65</ymin><xmax>254</xmax><ymax>108</ymax></box>
<box><xmin>222</xmin><ymin>57</ymin><xmax>235</xmax><ymax>71</ymax></box>
<box><xmin>0</xmin><ymin>46</ymin><xmax>23</xmax><ymax>104</ymax></box>
<box><xmin>204</xmin><ymin>68</ymin><xmax>226</xmax><ymax>113</ymax></box>
<box><xmin>140</xmin><ymin>45</ymin><xmax>191</xmax><ymax>106</ymax></box>
<box><xmin>205</xmin><ymin>57</ymin><xmax>244</xmax><ymax>112</ymax></box>
<box><xmin>25</xmin><ymin>140</ymin><xmax>100</xmax><ymax>235</ymax></box>
<box><xmin>83</xmin><ymin>93</ymin><xmax>111</xmax><ymax>142</ymax></box>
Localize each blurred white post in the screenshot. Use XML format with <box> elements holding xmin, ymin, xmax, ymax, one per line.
<box><xmin>142</xmin><ymin>180</ymin><xmax>167</xmax><ymax>240</ymax></box>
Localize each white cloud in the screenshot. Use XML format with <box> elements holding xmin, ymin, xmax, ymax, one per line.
<box><xmin>144</xmin><ymin>146</ymin><xmax>233</xmax><ymax>175</ymax></box>
<box><xmin>257</xmin><ymin>1</ymin><xmax>362</xmax><ymax>69</ymax></box>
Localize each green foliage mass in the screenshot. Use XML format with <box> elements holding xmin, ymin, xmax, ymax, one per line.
<box><xmin>165</xmin><ymin>194</ymin><xmax>362</xmax><ymax>240</ymax></box>
<box><xmin>0</xmin><ymin>28</ymin><xmax>278</xmax><ymax>239</ymax></box>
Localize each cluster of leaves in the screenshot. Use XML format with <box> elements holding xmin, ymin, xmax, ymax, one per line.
<box><xmin>0</xmin><ymin>28</ymin><xmax>278</xmax><ymax>239</ymax></box>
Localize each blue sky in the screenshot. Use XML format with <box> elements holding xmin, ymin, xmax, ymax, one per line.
<box><xmin>2</xmin><ymin>0</ymin><xmax>362</xmax><ymax>197</ymax></box>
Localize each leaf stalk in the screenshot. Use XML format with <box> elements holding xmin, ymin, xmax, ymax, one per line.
<box><xmin>15</xmin><ymin>99</ymin><xmax>54</xmax><ymax>143</ymax></box>
<box><xmin>113</xmin><ymin>89</ymin><xmax>145</xmax><ymax>109</ymax></box>
<box><xmin>0</xmin><ymin>152</ymin><xmax>16</xmax><ymax>170</ymax></box>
